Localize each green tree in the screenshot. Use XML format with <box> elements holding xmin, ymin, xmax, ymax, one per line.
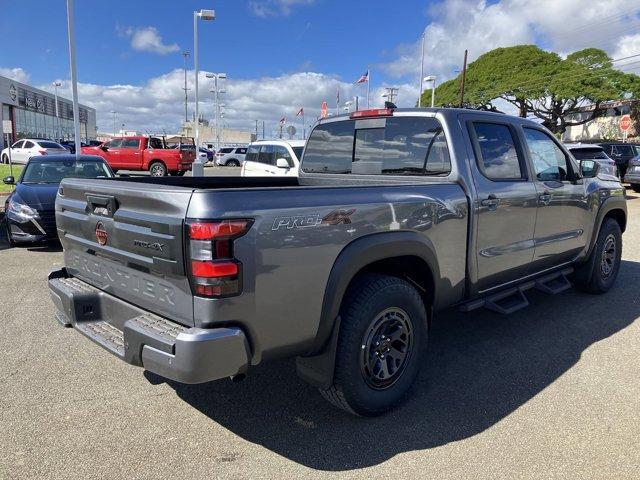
<box><xmin>422</xmin><ymin>45</ymin><xmax>640</xmax><ymax>134</ymax></box>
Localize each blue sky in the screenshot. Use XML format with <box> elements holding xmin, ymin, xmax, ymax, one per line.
<box><xmin>1</xmin><ymin>0</ymin><xmax>638</xmax><ymax>135</ymax></box>
<box><xmin>0</xmin><ymin>0</ymin><xmax>434</xmax><ymax>87</ymax></box>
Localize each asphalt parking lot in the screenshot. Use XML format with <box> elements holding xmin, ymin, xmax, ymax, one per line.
<box><xmin>1</xmin><ymin>188</ymin><xmax>639</xmax><ymax>479</ymax></box>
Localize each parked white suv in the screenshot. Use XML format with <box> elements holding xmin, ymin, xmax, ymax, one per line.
<box><xmin>241</xmin><ymin>139</ymin><xmax>305</xmax><ymax>177</ymax></box>
<box><xmin>214</xmin><ymin>146</ymin><xmax>247</xmax><ymax>166</ymax></box>
<box><xmin>1</xmin><ymin>139</ymin><xmax>68</xmax><ymax>164</ymax></box>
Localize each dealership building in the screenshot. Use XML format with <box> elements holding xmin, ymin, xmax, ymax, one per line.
<box><xmin>0</xmin><ymin>74</ymin><xmax>97</xmax><ymax>149</ymax></box>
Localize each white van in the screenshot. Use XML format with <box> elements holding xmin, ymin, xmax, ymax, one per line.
<box><xmin>240</xmin><ymin>139</ymin><xmax>305</xmax><ymax>177</ymax></box>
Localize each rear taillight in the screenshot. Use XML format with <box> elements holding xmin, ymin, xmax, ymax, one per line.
<box><xmin>38</xmin><ymin>149</ymin><xmax>47</xmax><ymax>155</ymax></box>
<box><xmin>187</xmin><ymin>219</ymin><xmax>252</xmax><ymax>297</ymax></box>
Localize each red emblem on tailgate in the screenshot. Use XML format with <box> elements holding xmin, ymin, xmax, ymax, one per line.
<box><xmin>95</xmin><ymin>221</ymin><xmax>108</xmax><ymax>246</ymax></box>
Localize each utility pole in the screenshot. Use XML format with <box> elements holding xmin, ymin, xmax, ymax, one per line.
<box><xmin>181</xmin><ymin>51</ymin><xmax>190</xmax><ymax>123</ymax></box>
<box><xmin>254</xmin><ymin>119</ymin><xmax>258</xmax><ymax>140</ymax></box>
<box><xmin>382</xmin><ymin>87</ymin><xmax>399</xmax><ymax>105</ymax></box>
<box><xmin>262</xmin><ymin>120</ymin><xmax>265</xmax><ymax>139</ymax></box>
<box><xmin>459</xmin><ymin>49</ymin><xmax>468</xmax><ymax>107</ymax></box>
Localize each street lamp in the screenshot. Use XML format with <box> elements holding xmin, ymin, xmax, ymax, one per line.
<box><xmin>423</xmin><ymin>75</ymin><xmax>437</xmax><ymax>108</ymax></box>
<box><xmin>193</xmin><ymin>8</ymin><xmax>215</xmax><ymax>176</ymax></box>
<box><xmin>206</xmin><ymin>72</ymin><xmax>226</xmax><ymax>152</ymax></box>
<box><xmin>65</xmin><ymin>0</ymin><xmax>81</xmax><ymax>158</ymax></box>
<box><xmin>52</xmin><ymin>81</ymin><xmax>61</xmax><ymax>140</ymax></box>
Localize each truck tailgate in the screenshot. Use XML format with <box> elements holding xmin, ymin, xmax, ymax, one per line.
<box><xmin>55</xmin><ymin>178</ymin><xmax>195</xmax><ymax>326</ymax></box>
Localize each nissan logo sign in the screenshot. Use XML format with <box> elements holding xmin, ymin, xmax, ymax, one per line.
<box><xmin>95</xmin><ymin>221</ymin><xmax>108</xmax><ymax>246</ymax></box>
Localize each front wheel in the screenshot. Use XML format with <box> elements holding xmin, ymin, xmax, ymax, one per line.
<box><xmin>574</xmin><ymin>218</ymin><xmax>622</xmax><ymax>294</ymax></box>
<box><xmin>1</xmin><ymin>154</ymin><xmax>8</xmax><ymax>164</ymax></box>
<box><xmin>149</xmin><ymin>161</ymin><xmax>167</xmax><ymax>177</ymax></box>
<box><xmin>319</xmin><ymin>273</ymin><xmax>427</xmax><ymax>416</ymax></box>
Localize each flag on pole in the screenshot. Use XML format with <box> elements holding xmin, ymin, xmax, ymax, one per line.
<box><xmin>296</xmin><ymin>107</ymin><xmax>304</xmax><ymax>117</ymax></box>
<box><xmin>355</xmin><ymin>70</ymin><xmax>369</xmax><ymax>84</ymax></box>
<box><xmin>320</xmin><ymin>101</ymin><xmax>328</xmax><ymax>118</ymax></box>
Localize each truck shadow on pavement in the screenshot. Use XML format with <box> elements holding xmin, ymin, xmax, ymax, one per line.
<box><xmin>161</xmin><ymin>260</ymin><xmax>640</xmax><ymax>471</ymax></box>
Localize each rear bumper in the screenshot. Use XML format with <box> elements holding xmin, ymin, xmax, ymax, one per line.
<box><xmin>48</xmin><ymin>268</ymin><xmax>250</xmax><ymax>384</ymax></box>
<box><xmin>623</xmin><ymin>171</ymin><xmax>640</xmax><ymax>184</ymax></box>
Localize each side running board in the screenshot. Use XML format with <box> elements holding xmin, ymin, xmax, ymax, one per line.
<box><xmin>459</xmin><ymin>268</ymin><xmax>573</xmax><ymax>315</ymax></box>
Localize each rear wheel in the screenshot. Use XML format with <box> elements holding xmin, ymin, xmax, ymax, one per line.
<box><xmin>149</xmin><ymin>161</ymin><xmax>167</xmax><ymax>177</ymax></box>
<box><xmin>319</xmin><ymin>273</ymin><xmax>427</xmax><ymax>416</ymax></box>
<box><xmin>574</xmin><ymin>218</ymin><xmax>622</xmax><ymax>294</ymax></box>
<box><xmin>226</xmin><ymin>159</ymin><xmax>240</xmax><ymax>167</ymax></box>
<box><xmin>631</xmin><ymin>184</ymin><xmax>640</xmax><ymax>193</ymax></box>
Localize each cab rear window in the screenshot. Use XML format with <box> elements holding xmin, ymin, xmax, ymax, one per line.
<box><xmin>302</xmin><ymin>117</ymin><xmax>451</xmax><ymax>176</ymax></box>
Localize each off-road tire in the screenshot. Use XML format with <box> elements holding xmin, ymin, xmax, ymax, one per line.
<box><xmin>574</xmin><ymin>218</ymin><xmax>622</xmax><ymax>294</ymax></box>
<box><xmin>319</xmin><ymin>274</ymin><xmax>427</xmax><ymax>416</ymax></box>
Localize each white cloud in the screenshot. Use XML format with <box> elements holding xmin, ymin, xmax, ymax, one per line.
<box><xmin>0</xmin><ymin>67</ymin><xmax>30</xmax><ymax>84</ymax></box>
<box><xmin>381</xmin><ymin>0</ymin><xmax>640</xmax><ymax>85</ymax></box>
<box><xmin>249</xmin><ymin>0</ymin><xmax>315</xmax><ymax>17</ymax></box>
<box><xmin>121</xmin><ymin>26</ymin><xmax>180</xmax><ymax>55</ymax></box>
<box><xmin>32</xmin><ymin>70</ymin><xmax>395</xmax><ymax>138</ymax></box>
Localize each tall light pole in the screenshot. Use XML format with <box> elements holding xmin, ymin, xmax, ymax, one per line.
<box><xmin>424</xmin><ymin>75</ymin><xmax>437</xmax><ymax>108</ymax></box>
<box><xmin>110</xmin><ymin>110</ymin><xmax>117</xmax><ymax>136</ymax></box>
<box><xmin>52</xmin><ymin>81</ymin><xmax>61</xmax><ymax>140</ymax></box>
<box><xmin>193</xmin><ymin>8</ymin><xmax>215</xmax><ymax>176</ymax></box>
<box><xmin>65</xmin><ymin>0</ymin><xmax>81</xmax><ymax>158</ymax></box>
<box><xmin>418</xmin><ymin>29</ymin><xmax>426</xmax><ymax>107</ymax></box>
<box><xmin>181</xmin><ymin>51</ymin><xmax>190</xmax><ymax>123</ymax></box>
<box><xmin>206</xmin><ymin>72</ymin><xmax>226</xmax><ymax>152</ymax></box>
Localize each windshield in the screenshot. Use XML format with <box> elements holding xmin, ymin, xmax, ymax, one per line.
<box><xmin>570</xmin><ymin>148</ymin><xmax>609</xmax><ymax>160</ymax></box>
<box><xmin>292</xmin><ymin>147</ymin><xmax>304</xmax><ymax>160</ymax></box>
<box><xmin>22</xmin><ymin>160</ymin><xmax>113</xmax><ymax>184</ymax></box>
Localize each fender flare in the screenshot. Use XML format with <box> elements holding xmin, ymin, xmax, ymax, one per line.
<box><xmin>585</xmin><ymin>194</ymin><xmax>627</xmax><ymax>258</ymax></box>
<box><xmin>296</xmin><ymin>231</ymin><xmax>440</xmax><ymax>389</ymax></box>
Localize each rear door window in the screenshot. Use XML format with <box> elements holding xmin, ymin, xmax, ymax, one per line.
<box><xmin>471</xmin><ymin>123</ymin><xmax>524</xmax><ymax>180</ymax></box>
<box><xmin>236</xmin><ymin>148</ymin><xmax>247</xmax><ymax>155</ymax></box>
<box><xmin>23</xmin><ymin>141</ymin><xmax>35</xmax><ymax>149</ymax></box>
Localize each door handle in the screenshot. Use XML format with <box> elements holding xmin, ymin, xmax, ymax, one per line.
<box><xmin>538</xmin><ymin>190</ymin><xmax>553</xmax><ymax>205</ymax></box>
<box><xmin>480</xmin><ymin>194</ymin><xmax>500</xmax><ymax>209</ymax></box>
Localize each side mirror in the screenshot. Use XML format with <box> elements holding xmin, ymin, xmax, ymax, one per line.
<box><xmin>276</xmin><ymin>158</ymin><xmax>291</xmax><ymax>169</ymax></box>
<box><xmin>580</xmin><ymin>160</ymin><xmax>600</xmax><ymax>178</ymax></box>
<box><xmin>3</xmin><ymin>176</ymin><xmax>15</xmax><ymax>185</ymax></box>
<box><xmin>101</xmin><ymin>146</ymin><xmax>109</xmax><ymax>152</ymax></box>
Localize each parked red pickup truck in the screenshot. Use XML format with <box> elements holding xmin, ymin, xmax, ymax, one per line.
<box><xmin>81</xmin><ymin>136</ymin><xmax>195</xmax><ymax>176</ymax></box>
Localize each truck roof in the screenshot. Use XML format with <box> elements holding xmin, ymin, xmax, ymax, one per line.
<box><xmin>316</xmin><ymin>107</ymin><xmax>524</xmax><ymax>125</ymax></box>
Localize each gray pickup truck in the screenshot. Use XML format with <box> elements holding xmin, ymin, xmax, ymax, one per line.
<box><xmin>49</xmin><ymin>108</ymin><xmax>626</xmax><ymax>416</ymax></box>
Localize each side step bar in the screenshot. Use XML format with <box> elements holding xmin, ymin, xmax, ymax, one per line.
<box><xmin>459</xmin><ymin>268</ymin><xmax>573</xmax><ymax>314</ymax></box>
